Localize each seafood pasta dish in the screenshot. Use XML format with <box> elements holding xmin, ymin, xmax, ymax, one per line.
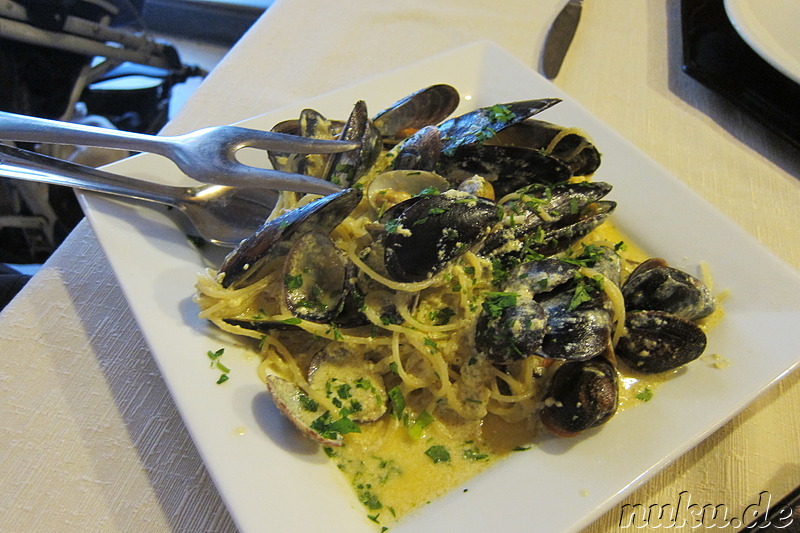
<box><xmin>195</xmin><ymin>85</ymin><xmax>719</xmax><ymax>525</ymax></box>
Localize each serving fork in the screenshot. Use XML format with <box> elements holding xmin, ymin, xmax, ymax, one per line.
<box><xmin>0</xmin><ymin>111</ymin><xmax>358</xmax><ymax>196</ymax></box>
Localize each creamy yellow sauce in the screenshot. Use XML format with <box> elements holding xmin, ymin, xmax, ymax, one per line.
<box><xmin>318</xmin><ymin>220</ymin><xmax>719</xmax><ymax>527</ymax></box>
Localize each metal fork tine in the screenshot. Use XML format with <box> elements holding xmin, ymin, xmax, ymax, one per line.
<box><xmin>0</xmin><ymin>111</ymin><xmax>359</xmax><ymax>194</ymax></box>
<box><xmin>216</xmin><ymin>126</ymin><xmax>360</xmax><ymax>153</ymax></box>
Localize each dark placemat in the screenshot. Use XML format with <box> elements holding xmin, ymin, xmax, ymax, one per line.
<box><xmin>681</xmin><ymin>0</ymin><xmax>800</xmax><ymax>150</ymax></box>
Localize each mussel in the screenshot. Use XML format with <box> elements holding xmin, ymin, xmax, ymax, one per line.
<box><xmin>217</xmin><ymin>188</ymin><xmax>361</xmax><ymax>289</ymax></box>
<box><xmin>479</xmin><ymin>181</ymin><xmax>616</xmax><ymax>266</ymax></box>
<box><xmin>380</xmin><ymin>190</ymin><xmax>500</xmax><ymax>283</ymax></box>
<box><xmin>616</xmin><ymin>310</ymin><xmax>707</xmax><ymax>373</ymax></box>
<box><xmin>475</xmin><ymin>254</ymin><xmax>617</xmax><ymax>365</ymax></box>
<box><xmin>539</xmin><ymin>355</ymin><xmax>618</xmax><ymax>437</ymax></box>
<box><xmin>615</xmin><ymin>258</ymin><xmax>715</xmax><ymax>373</ymax></box>
<box><xmin>621</xmin><ymin>258</ymin><xmax>716</xmax><ymax>320</ymax></box>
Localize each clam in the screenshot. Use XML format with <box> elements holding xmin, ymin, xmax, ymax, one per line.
<box><xmin>307</xmin><ymin>343</ymin><xmax>388</xmax><ymax>422</ymax></box>
<box><xmin>366</xmin><ymin>169</ymin><xmax>450</xmax><ymax>213</ymax></box>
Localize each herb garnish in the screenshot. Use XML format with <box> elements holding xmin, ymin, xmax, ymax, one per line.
<box><xmin>425</xmin><ymin>445</ymin><xmax>451</xmax><ymax>463</ymax></box>
<box><xmin>482</xmin><ymin>292</ymin><xmax>518</xmax><ymax>319</ymax></box>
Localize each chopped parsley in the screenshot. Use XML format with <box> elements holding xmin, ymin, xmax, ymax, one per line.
<box><xmin>408</xmin><ymin>410</ymin><xmax>434</xmax><ymax>440</ymax></box>
<box><xmin>284</xmin><ymin>273</ymin><xmax>303</xmax><ymax>290</ymax></box>
<box><xmin>481</xmin><ymin>291</ymin><xmax>518</xmax><ymax>319</ymax></box>
<box><xmin>568</xmin><ymin>273</ymin><xmax>604</xmax><ymax>311</ymax></box>
<box><xmin>207</xmin><ymin>348</ymin><xmax>230</xmax><ymax>384</ymax></box>
<box><xmin>424</xmin><ymin>445</ymin><xmax>451</xmax><ymax>463</ymax></box>
<box><xmin>310</xmin><ymin>411</ymin><xmax>360</xmax><ymax>440</ymax></box>
<box><xmin>384</xmin><ymin>218</ymin><xmax>402</xmax><ymax>234</ymax></box>
<box><xmin>429</xmin><ymin>306</ymin><xmax>456</xmax><ymax>325</ymax></box>
<box><xmin>463</xmin><ymin>447</ymin><xmax>489</xmax><ymax>461</ymax></box>
<box><xmin>636</xmin><ymin>387</ymin><xmax>654</xmax><ymax>402</ymax></box>
<box><xmin>388</xmin><ymin>386</ymin><xmax>406</xmax><ymax>420</ymax></box>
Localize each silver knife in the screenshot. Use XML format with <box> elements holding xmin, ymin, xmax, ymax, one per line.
<box><xmin>542</xmin><ymin>0</ymin><xmax>583</xmax><ymax>79</ymax></box>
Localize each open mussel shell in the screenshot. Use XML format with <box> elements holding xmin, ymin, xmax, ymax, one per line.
<box><xmin>583</xmin><ymin>243</ymin><xmax>623</xmax><ymax>287</ymax></box>
<box><xmin>475</xmin><ymin>259</ymin><xmax>575</xmax><ymax>364</ymax></box>
<box><xmin>283</xmin><ymin>231</ymin><xmax>355</xmax><ymax>323</ymax></box>
<box><xmin>218</xmin><ymin>188</ymin><xmax>361</xmax><ymax>289</ymax></box>
<box><xmin>264</xmin><ymin>373</ymin><xmax>344</xmax><ymax>447</ymax></box>
<box><xmin>392</xmin><ymin>125</ymin><xmax>443</xmax><ymax>171</ymax></box>
<box><xmin>622</xmin><ymin>259</ymin><xmax>716</xmax><ymax>320</ymax></box>
<box><xmin>539</xmin><ymin>356</ymin><xmax>618</xmax><ymax>437</ymax></box>
<box><xmin>372</xmin><ymin>84</ymin><xmax>460</xmax><ymax>146</ymax></box>
<box><xmin>435</xmin><ymin>144</ymin><xmax>572</xmax><ymax>197</ymax></box>
<box><xmin>436</xmin><ymin>98</ymin><xmax>561</xmax><ymax>152</ymax></box>
<box><xmin>326</xmin><ymin>100</ymin><xmax>382</xmax><ymax>187</ymax></box>
<box><xmin>486</xmin><ymin>118</ymin><xmax>601</xmax><ymax>177</ymax></box>
<box><xmin>307</xmin><ymin>343</ymin><xmax>388</xmax><ymax>423</ymax></box>
<box><xmin>616</xmin><ymin>310</ymin><xmax>707</xmax><ymax>373</ymax></box>
<box><xmin>479</xmin><ymin>181</ymin><xmax>615</xmax><ymax>262</ymax></box>
<box><xmin>381</xmin><ymin>190</ymin><xmax>500</xmax><ymax>282</ymax></box>
<box><xmin>540</xmin><ymin>201</ymin><xmax>617</xmax><ymax>257</ymax></box>
<box><xmin>268</xmin><ymin>109</ymin><xmax>338</xmax><ymax>176</ymax></box>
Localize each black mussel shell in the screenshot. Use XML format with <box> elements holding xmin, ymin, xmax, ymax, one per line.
<box><xmin>538</xmin><ymin>288</ymin><xmax>613</xmax><ymax>361</ymax></box>
<box><xmin>622</xmin><ymin>260</ymin><xmax>716</xmax><ymax>320</ymax></box>
<box><xmin>437</xmin><ymin>98</ymin><xmax>561</xmax><ymax>154</ymax></box>
<box><xmin>515</xmin><ymin>258</ymin><xmax>579</xmax><ymax>295</ymax></box>
<box><xmin>372</xmin><ymin>84</ymin><xmax>460</xmax><ymax>145</ymax></box>
<box><xmin>540</xmin><ymin>356</ymin><xmax>618</xmax><ymax>437</ymax></box>
<box><xmin>382</xmin><ymin>191</ymin><xmax>500</xmax><ymax>282</ymax></box>
<box><xmin>218</xmin><ymin>188</ymin><xmax>362</xmax><ymax>289</ymax></box>
<box><xmin>475</xmin><ymin>292</ymin><xmax>547</xmax><ymax>365</ymax></box>
<box><xmin>486</xmin><ymin>119</ymin><xmax>602</xmax><ymax>177</ymax></box>
<box><xmin>479</xmin><ymin>182</ymin><xmax>615</xmax><ymax>263</ymax></box>
<box><xmin>222</xmin><ymin>318</ymin><xmax>301</xmax><ymax>332</ymax></box>
<box><xmin>283</xmin><ymin>231</ymin><xmax>354</xmax><ymax>323</ymax></box>
<box><xmin>540</xmin><ymin>201</ymin><xmax>616</xmax><ymax>256</ymax></box>
<box><xmin>583</xmin><ymin>244</ymin><xmax>623</xmax><ymax>287</ymax></box>
<box><xmin>326</xmin><ymin>100</ymin><xmax>381</xmax><ymax>188</ymax></box>
<box><xmin>616</xmin><ymin>310</ymin><xmax>707</xmax><ymax>373</ymax></box>
<box><xmin>268</xmin><ymin>109</ymin><xmax>339</xmax><ymax>178</ymax></box>
<box><xmin>435</xmin><ymin>144</ymin><xmax>572</xmax><ymax>197</ymax></box>
<box><xmin>393</xmin><ymin>125</ymin><xmax>442</xmax><ymax>171</ymax></box>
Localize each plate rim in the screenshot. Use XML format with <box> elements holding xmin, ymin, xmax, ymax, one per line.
<box><xmin>723</xmin><ymin>0</ymin><xmax>800</xmax><ymax>84</ymax></box>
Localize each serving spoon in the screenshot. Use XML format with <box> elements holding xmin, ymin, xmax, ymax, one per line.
<box><xmin>0</xmin><ymin>144</ymin><xmax>279</xmax><ymax>247</ymax></box>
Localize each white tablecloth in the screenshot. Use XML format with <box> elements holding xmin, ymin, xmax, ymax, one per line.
<box><xmin>2</xmin><ymin>1</ymin><xmax>799</xmax><ymax>531</ymax></box>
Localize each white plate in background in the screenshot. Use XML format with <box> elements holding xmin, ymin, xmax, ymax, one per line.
<box><xmin>725</xmin><ymin>0</ymin><xmax>800</xmax><ymax>84</ymax></box>
<box><xmin>80</xmin><ymin>41</ymin><xmax>800</xmax><ymax>532</ymax></box>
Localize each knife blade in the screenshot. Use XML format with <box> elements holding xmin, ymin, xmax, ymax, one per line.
<box><xmin>542</xmin><ymin>0</ymin><xmax>583</xmax><ymax>79</ymax></box>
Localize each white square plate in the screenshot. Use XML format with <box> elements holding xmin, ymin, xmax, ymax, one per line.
<box><xmin>82</xmin><ymin>41</ymin><xmax>800</xmax><ymax>532</ymax></box>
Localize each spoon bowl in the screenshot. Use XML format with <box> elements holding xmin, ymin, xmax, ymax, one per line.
<box><xmin>0</xmin><ymin>144</ymin><xmax>279</xmax><ymax>247</ymax></box>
